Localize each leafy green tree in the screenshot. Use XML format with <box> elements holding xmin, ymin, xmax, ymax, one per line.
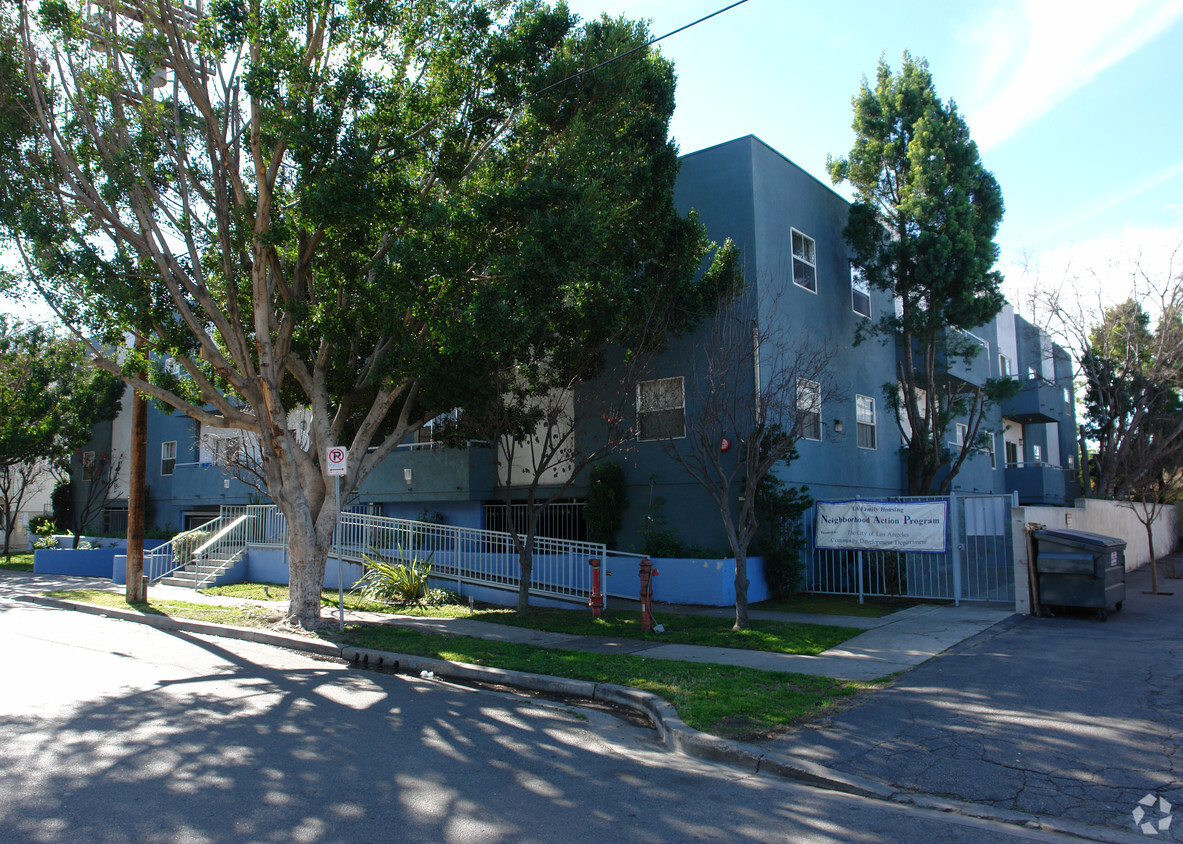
<box><xmin>1080</xmin><ymin>299</ymin><xmax>1183</xmax><ymax>500</ymax></box>
<box><xmin>1</xmin><ymin>1</ymin><xmax>718</xmax><ymax>625</ymax></box>
<box><xmin>0</xmin><ymin>319</ymin><xmax>122</xmax><ymax>555</ymax></box>
<box><xmin>828</xmin><ymin>53</ymin><xmax>1011</xmax><ymax>494</ymax></box>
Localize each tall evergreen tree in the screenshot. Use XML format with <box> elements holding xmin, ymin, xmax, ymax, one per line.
<box><xmin>829</xmin><ymin>53</ymin><xmax>1012</xmax><ymax>494</ymax></box>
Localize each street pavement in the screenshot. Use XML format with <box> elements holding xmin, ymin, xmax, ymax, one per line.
<box><xmin>762</xmin><ymin>562</ymin><xmax>1183</xmax><ymax>839</ymax></box>
<box><xmin>0</xmin><ymin>591</ymin><xmax>1073</xmax><ymax>843</ymax></box>
<box><xmin>5</xmin><ymin>563</ymin><xmax>1180</xmax><ymax>840</ymax></box>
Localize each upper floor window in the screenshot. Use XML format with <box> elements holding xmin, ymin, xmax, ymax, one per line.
<box><xmin>797</xmin><ymin>378</ymin><xmax>821</xmax><ymax>440</ymax></box>
<box><xmin>161</xmin><ymin>441</ymin><xmax>177</xmax><ymax>476</ymax></box>
<box><xmin>1063</xmin><ymin>387</ymin><xmax>1072</xmax><ymax>411</ymax></box>
<box><xmin>1032</xmin><ymin>444</ymin><xmax>1043</xmax><ymax>463</ymax></box>
<box><xmin>850</xmin><ymin>265</ymin><xmax>871</xmax><ymax>317</ymax></box>
<box><xmin>999</xmin><ymin>353</ymin><xmax>1012</xmax><ymax>377</ymax></box>
<box><xmin>955</xmin><ymin>423</ymin><xmax>968</xmax><ymax>446</ymax></box>
<box><xmin>791</xmin><ymin>229</ymin><xmax>817</xmax><ymax>293</ymax></box>
<box><xmin>856</xmin><ymin>395</ymin><xmax>876</xmax><ymax>449</ymax></box>
<box><xmin>81</xmin><ymin>450</ymin><xmax>96</xmax><ymax>481</ymax></box>
<box><xmin>637</xmin><ymin>377</ymin><xmax>685</xmax><ymax>440</ymax></box>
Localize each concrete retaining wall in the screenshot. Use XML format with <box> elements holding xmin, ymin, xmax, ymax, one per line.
<box><xmin>1010</xmin><ymin>498</ymin><xmax>1179</xmax><ymax>614</ymax></box>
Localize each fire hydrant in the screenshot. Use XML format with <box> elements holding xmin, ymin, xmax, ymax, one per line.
<box><xmin>588</xmin><ymin>558</ymin><xmax>604</xmax><ymax>618</ymax></box>
<box><xmin>639</xmin><ymin>557</ymin><xmax>659</xmax><ymax>632</ymax></box>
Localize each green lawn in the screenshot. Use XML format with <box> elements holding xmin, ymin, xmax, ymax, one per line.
<box><xmin>341</xmin><ymin>625</ymin><xmax>876</xmax><ymax>739</ymax></box>
<box><xmin>469</xmin><ymin>606</ymin><xmax>860</xmax><ymax>655</ymax></box>
<box><xmin>202</xmin><ymin>582</ymin><xmax>862</xmax><ymax>655</ymax></box>
<box><xmin>1</xmin><ymin>552</ymin><xmax>35</xmax><ymax>572</ymax></box>
<box><xmin>753</xmin><ymin>593</ymin><xmax>918</xmax><ymax>618</ymax></box>
<box><xmin>44</xmin><ymin>589</ymin><xmax>885</xmax><ymax>740</ymax></box>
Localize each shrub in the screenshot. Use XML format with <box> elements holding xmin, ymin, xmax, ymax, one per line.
<box><xmin>585</xmin><ymin>462</ymin><xmax>626</xmax><ymax>546</ymax></box>
<box><xmin>356</xmin><ymin>545</ymin><xmax>434</xmax><ymax>606</ymax></box>
<box><xmin>173</xmin><ymin>530</ymin><xmax>211</xmax><ymax>564</ymax></box>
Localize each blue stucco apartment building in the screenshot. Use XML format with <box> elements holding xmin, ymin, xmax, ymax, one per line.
<box><xmin>68</xmin><ymin>136</ymin><xmax>1080</xmax><ymax>554</ymax></box>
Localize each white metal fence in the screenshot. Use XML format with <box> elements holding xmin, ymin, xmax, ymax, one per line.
<box><xmin>218</xmin><ymin>504</ymin><xmax>605</xmax><ymax>604</ymax></box>
<box><xmin>805</xmin><ymin>493</ymin><xmax>1014</xmax><ymax>604</ymax></box>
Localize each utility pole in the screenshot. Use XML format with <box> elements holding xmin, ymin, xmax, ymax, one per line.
<box><xmin>126</xmin><ymin>337</ymin><xmax>147</xmax><ymax>602</ymax></box>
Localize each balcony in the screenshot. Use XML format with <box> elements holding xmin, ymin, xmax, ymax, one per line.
<box><xmin>1002</xmin><ymin>376</ymin><xmax>1065</xmax><ymax>424</ymax></box>
<box><xmin>360</xmin><ymin>442</ymin><xmax>497</xmax><ymax>503</ymax></box>
<box><xmin>941</xmin><ymin>328</ymin><xmax>991</xmax><ymax>387</ymax></box>
<box><xmin>1005</xmin><ymin>461</ymin><xmax>1070</xmax><ymax>506</ymax></box>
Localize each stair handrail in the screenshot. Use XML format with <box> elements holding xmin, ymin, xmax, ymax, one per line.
<box><xmin>189</xmin><ymin>514</ymin><xmax>254</xmax><ymax>589</ymax></box>
<box><xmin>145</xmin><ymin>517</ymin><xmax>222</xmax><ymax>582</ymax></box>
<box><xmin>191</xmin><ymin>514</ymin><xmax>253</xmax><ymax>559</ymax></box>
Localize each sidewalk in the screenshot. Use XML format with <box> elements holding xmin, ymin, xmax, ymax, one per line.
<box><xmin>0</xmin><ymin>570</ymin><xmax>1013</xmax><ymax>682</ymax></box>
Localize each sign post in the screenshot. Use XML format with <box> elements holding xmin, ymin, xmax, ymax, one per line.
<box><xmin>326</xmin><ymin>447</ymin><xmax>348</xmax><ymax>632</ymax></box>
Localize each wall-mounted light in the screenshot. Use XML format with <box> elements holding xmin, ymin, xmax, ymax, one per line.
<box><xmin>833</xmin><ymin>420</ymin><xmax>844</xmax><ymax>433</ymax></box>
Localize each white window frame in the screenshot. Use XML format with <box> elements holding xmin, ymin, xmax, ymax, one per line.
<box><xmin>985</xmin><ymin>433</ymin><xmax>996</xmax><ymax>468</ymax></box>
<box><xmin>1032</xmin><ymin>443</ymin><xmax>1043</xmax><ymax>463</ymax></box>
<box><xmin>797</xmin><ymin>378</ymin><xmax>821</xmax><ymax>441</ymax></box>
<box><xmin>955</xmin><ymin>423</ymin><xmax>968</xmax><ymax>446</ymax></box>
<box><xmin>791</xmin><ymin>228</ymin><xmax>817</xmax><ymax>293</ymax></box>
<box><xmin>81</xmin><ymin>450</ymin><xmax>96</xmax><ymax>481</ymax></box>
<box><xmin>637</xmin><ymin>377</ymin><xmax>685</xmax><ymax>441</ymax></box>
<box><xmin>850</xmin><ymin>264</ymin><xmax>871</xmax><ymax>318</ymax></box>
<box><xmin>999</xmin><ymin>353</ymin><xmax>1012</xmax><ymax>377</ymax></box>
<box><xmin>855</xmin><ymin>394</ymin><xmax>876</xmax><ymax>449</ymax></box>
<box><xmin>161</xmin><ymin>441</ymin><xmax>177</xmax><ymax>476</ymax></box>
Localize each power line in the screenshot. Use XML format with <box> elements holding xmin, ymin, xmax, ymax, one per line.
<box><xmin>533</xmin><ymin>0</ymin><xmax>752</xmax><ymax>97</ymax></box>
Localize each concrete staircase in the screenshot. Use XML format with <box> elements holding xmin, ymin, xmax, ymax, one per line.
<box><xmin>157</xmin><ymin>550</ymin><xmax>244</xmax><ymax>588</ymax></box>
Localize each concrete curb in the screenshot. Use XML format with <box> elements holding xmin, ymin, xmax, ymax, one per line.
<box><xmin>18</xmin><ymin>595</ymin><xmax>1140</xmax><ymax>841</ymax></box>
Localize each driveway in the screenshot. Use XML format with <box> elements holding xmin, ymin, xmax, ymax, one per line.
<box><xmin>763</xmin><ymin>563</ymin><xmax>1183</xmax><ymax>837</ymax></box>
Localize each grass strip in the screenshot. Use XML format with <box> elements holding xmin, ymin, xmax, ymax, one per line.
<box><xmin>341</xmin><ymin>624</ymin><xmax>877</xmax><ymax>740</ymax></box>
<box><xmin>44</xmin><ymin>589</ymin><xmax>280</xmax><ymax>627</ymax></box>
<box><xmin>753</xmin><ymin>593</ymin><xmax>917</xmax><ymax>618</ymax></box>
<box><xmin>467</xmin><ymin>606</ymin><xmax>860</xmax><ymax>655</ymax></box>
<box><xmin>1</xmin><ymin>553</ymin><xmax>35</xmax><ymax>572</ymax></box>
<box><xmin>45</xmin><ymin>588</ymin><xmax>882</xmax><ymax>740</ymax></box>
<box><xmin>204</xmin><ymin>582</ymin><xmax>862</xmax><ymax>655</ymax></box>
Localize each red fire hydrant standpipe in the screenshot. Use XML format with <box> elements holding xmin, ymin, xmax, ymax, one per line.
<box><xmin>588</xmin><ymin>558</ymin><xmax>604</xmax><ymax>618</ymax></box>
<box><xmin>639</xmin><ymin>557</ymin><xmax>660</xmax><ymax>633</ymax></box>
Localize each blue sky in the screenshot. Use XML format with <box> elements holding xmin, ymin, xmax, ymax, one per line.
<box><xmin>567</xmin><ymin>0</ymin><xmax>1183</xmax><ymax>310</ymax></box>
<box><xmin>5</xmin><ymin>0</ymin><xmax>1181</xmax><ymax>321</ymax></box>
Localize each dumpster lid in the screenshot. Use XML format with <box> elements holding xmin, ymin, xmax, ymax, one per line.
<box><xmin>1033</xmin><ymin>528</ymin><xmax>1126</xmax><ymax>550</ymax></box>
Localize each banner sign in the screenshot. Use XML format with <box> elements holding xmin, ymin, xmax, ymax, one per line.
<box><xmin>815</xmin><ymin>499</ymin><xmax>948</xmax><ymax>553</ymax></box>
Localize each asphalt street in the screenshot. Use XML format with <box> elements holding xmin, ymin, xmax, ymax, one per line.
<box><xmin>766</xmin><ymin>564</ymin><xmax>1183</xmax><ymax>839</ymax></box>
<box><xmin>0</xmin><ymin>587</ymin><xmax>1082</xmax><ymax>844</ymax></box>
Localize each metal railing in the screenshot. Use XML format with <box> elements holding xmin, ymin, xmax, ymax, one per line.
<box><xmin>221</xmin><ymin>504</ymin><xmax>605</xmax><ymax>604</ymax></box>
<box><xmin>144</xmin><ymin>516</ymin><xmax>222</xmax><ymax>583</ymax></box>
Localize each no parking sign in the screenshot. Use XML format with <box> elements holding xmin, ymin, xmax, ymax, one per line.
<box><xmin>326</xmin><ymin>446</ymin><xmax>347</xmax><ymax>476</ymax></box>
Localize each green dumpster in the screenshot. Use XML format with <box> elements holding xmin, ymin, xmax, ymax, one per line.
<box><xmin>1033</xmin><ymin>529</ymin><xmax>1126</xmax><ymax>621</ymax></box>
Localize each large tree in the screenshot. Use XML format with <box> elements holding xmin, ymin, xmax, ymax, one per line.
<box><xmin>1</xmin><ymin>1</ymin><xmax>717</xmax><ymax>626</ymax></box>
<box><xmin>0</xmin><ymin>318</ymin><xmax>122</xmax><ymax>554</ymax></box>
<box><xmin>828</xmin><ymin>53</ymin><xmax>1012</xmax><ymax>494</ymax></box>
<box><xmin>1079</xmin><ymin>298</ymin><xmax>1183</xmax><ymax>500</ymax></box>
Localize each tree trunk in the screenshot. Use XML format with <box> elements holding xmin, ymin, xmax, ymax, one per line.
<box><xmin>284</xmin><ymin>511</ymin><xmax>331</xmax><ymax>628</ymax></box>
<box><xmin>126</xmin><ymin>383</ymin><xmax>147</xmax><ymax>602</ymax></box>
<box><xmin>516</xmin><ymin>545</ymin><xmax>533</xmax><ymax>612</ymax></box>
<box><xmin>733</xmin><ymin>549</ymin><xmax>750</xmax><ymax>630</ymax></box>
<box><xmin>1146</xmin><ymin>517</ymin><xmax>1160</xmax><ymax>595</ymax></box>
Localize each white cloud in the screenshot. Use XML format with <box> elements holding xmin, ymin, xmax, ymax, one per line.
<box><xmin>1000</xmin><ymin>223</ymin><xmax>1183</xmax><ymax>323</ymax></box>
<box><xmin>1034</xmin><ymin>157</ymin><xmax>1183</xmax><ymax>242</ymax></box>
<box><xmin>965</xmin><ymin>0</ymin><xmax>1183</xmax><ymax>149</ymax></box>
